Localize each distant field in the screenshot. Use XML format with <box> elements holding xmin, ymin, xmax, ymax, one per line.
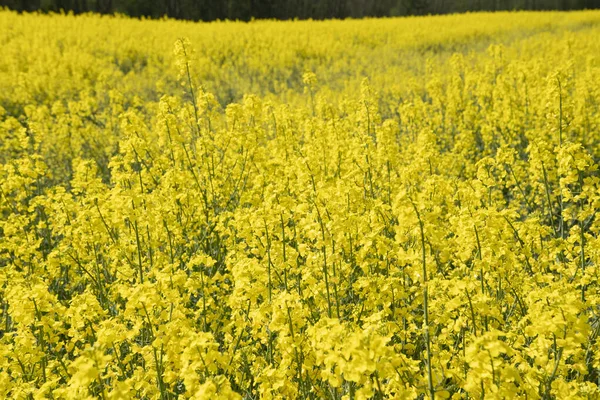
<box><xmin>1</xmin><ymin>10</ymin><xmax>600</xmax><ymax>399</ymax></box>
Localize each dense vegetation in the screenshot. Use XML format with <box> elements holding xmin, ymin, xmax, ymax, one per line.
<box><xmin>2</xmin><ymin>0</ymin><xmax>598</xmax><ymax>20</ymax></box>
<box><xmin>1</xmin><ymin>9</ymin><xmax>600</xmax><ymax>399</ymax></box>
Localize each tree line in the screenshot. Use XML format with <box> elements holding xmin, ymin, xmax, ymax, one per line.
<box><xmin>2</xmin><ymin>0</ymin><xmax>598</xmax><ymax>21</ymax></box>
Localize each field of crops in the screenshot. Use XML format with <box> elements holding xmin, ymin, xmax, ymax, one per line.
<box><xmin>2</xmin><ymin>9</ymin><xmax>600</xmax><ymax>399</ymax></box>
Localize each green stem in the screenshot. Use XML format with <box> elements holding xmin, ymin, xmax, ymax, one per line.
<box><xmin>410</xmin><ymin>199</ymin><xmax>434</xmax><ymax>400</ymax></box>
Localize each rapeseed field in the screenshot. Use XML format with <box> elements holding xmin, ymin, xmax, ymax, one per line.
<box><xmin>1</xmin><ymin>9</ymin><xmax>600</xmax><ymax>399</ymax></box>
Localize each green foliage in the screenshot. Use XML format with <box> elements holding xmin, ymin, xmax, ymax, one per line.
<box><xmin>2</xmin><ymin>0</ymin><xmax>597</xmax><ymax>21</ymax></box>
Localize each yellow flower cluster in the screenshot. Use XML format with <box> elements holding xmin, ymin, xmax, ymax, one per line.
<box><xmin>1</xmin><ymin>8</ymin><xmax>600</xmax><ymax>399</ymax></box>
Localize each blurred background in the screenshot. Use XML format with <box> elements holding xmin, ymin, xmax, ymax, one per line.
<box><xmin>1</xmin><ymin>0</ymin><xmax>599</xmax><ymax>21</ymax></box>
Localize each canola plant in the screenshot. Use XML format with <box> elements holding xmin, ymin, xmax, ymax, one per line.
<box><xmin>1</xmin><ymin>9</ymin><xmax>600</xmax><ymax>399</ymax></box>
